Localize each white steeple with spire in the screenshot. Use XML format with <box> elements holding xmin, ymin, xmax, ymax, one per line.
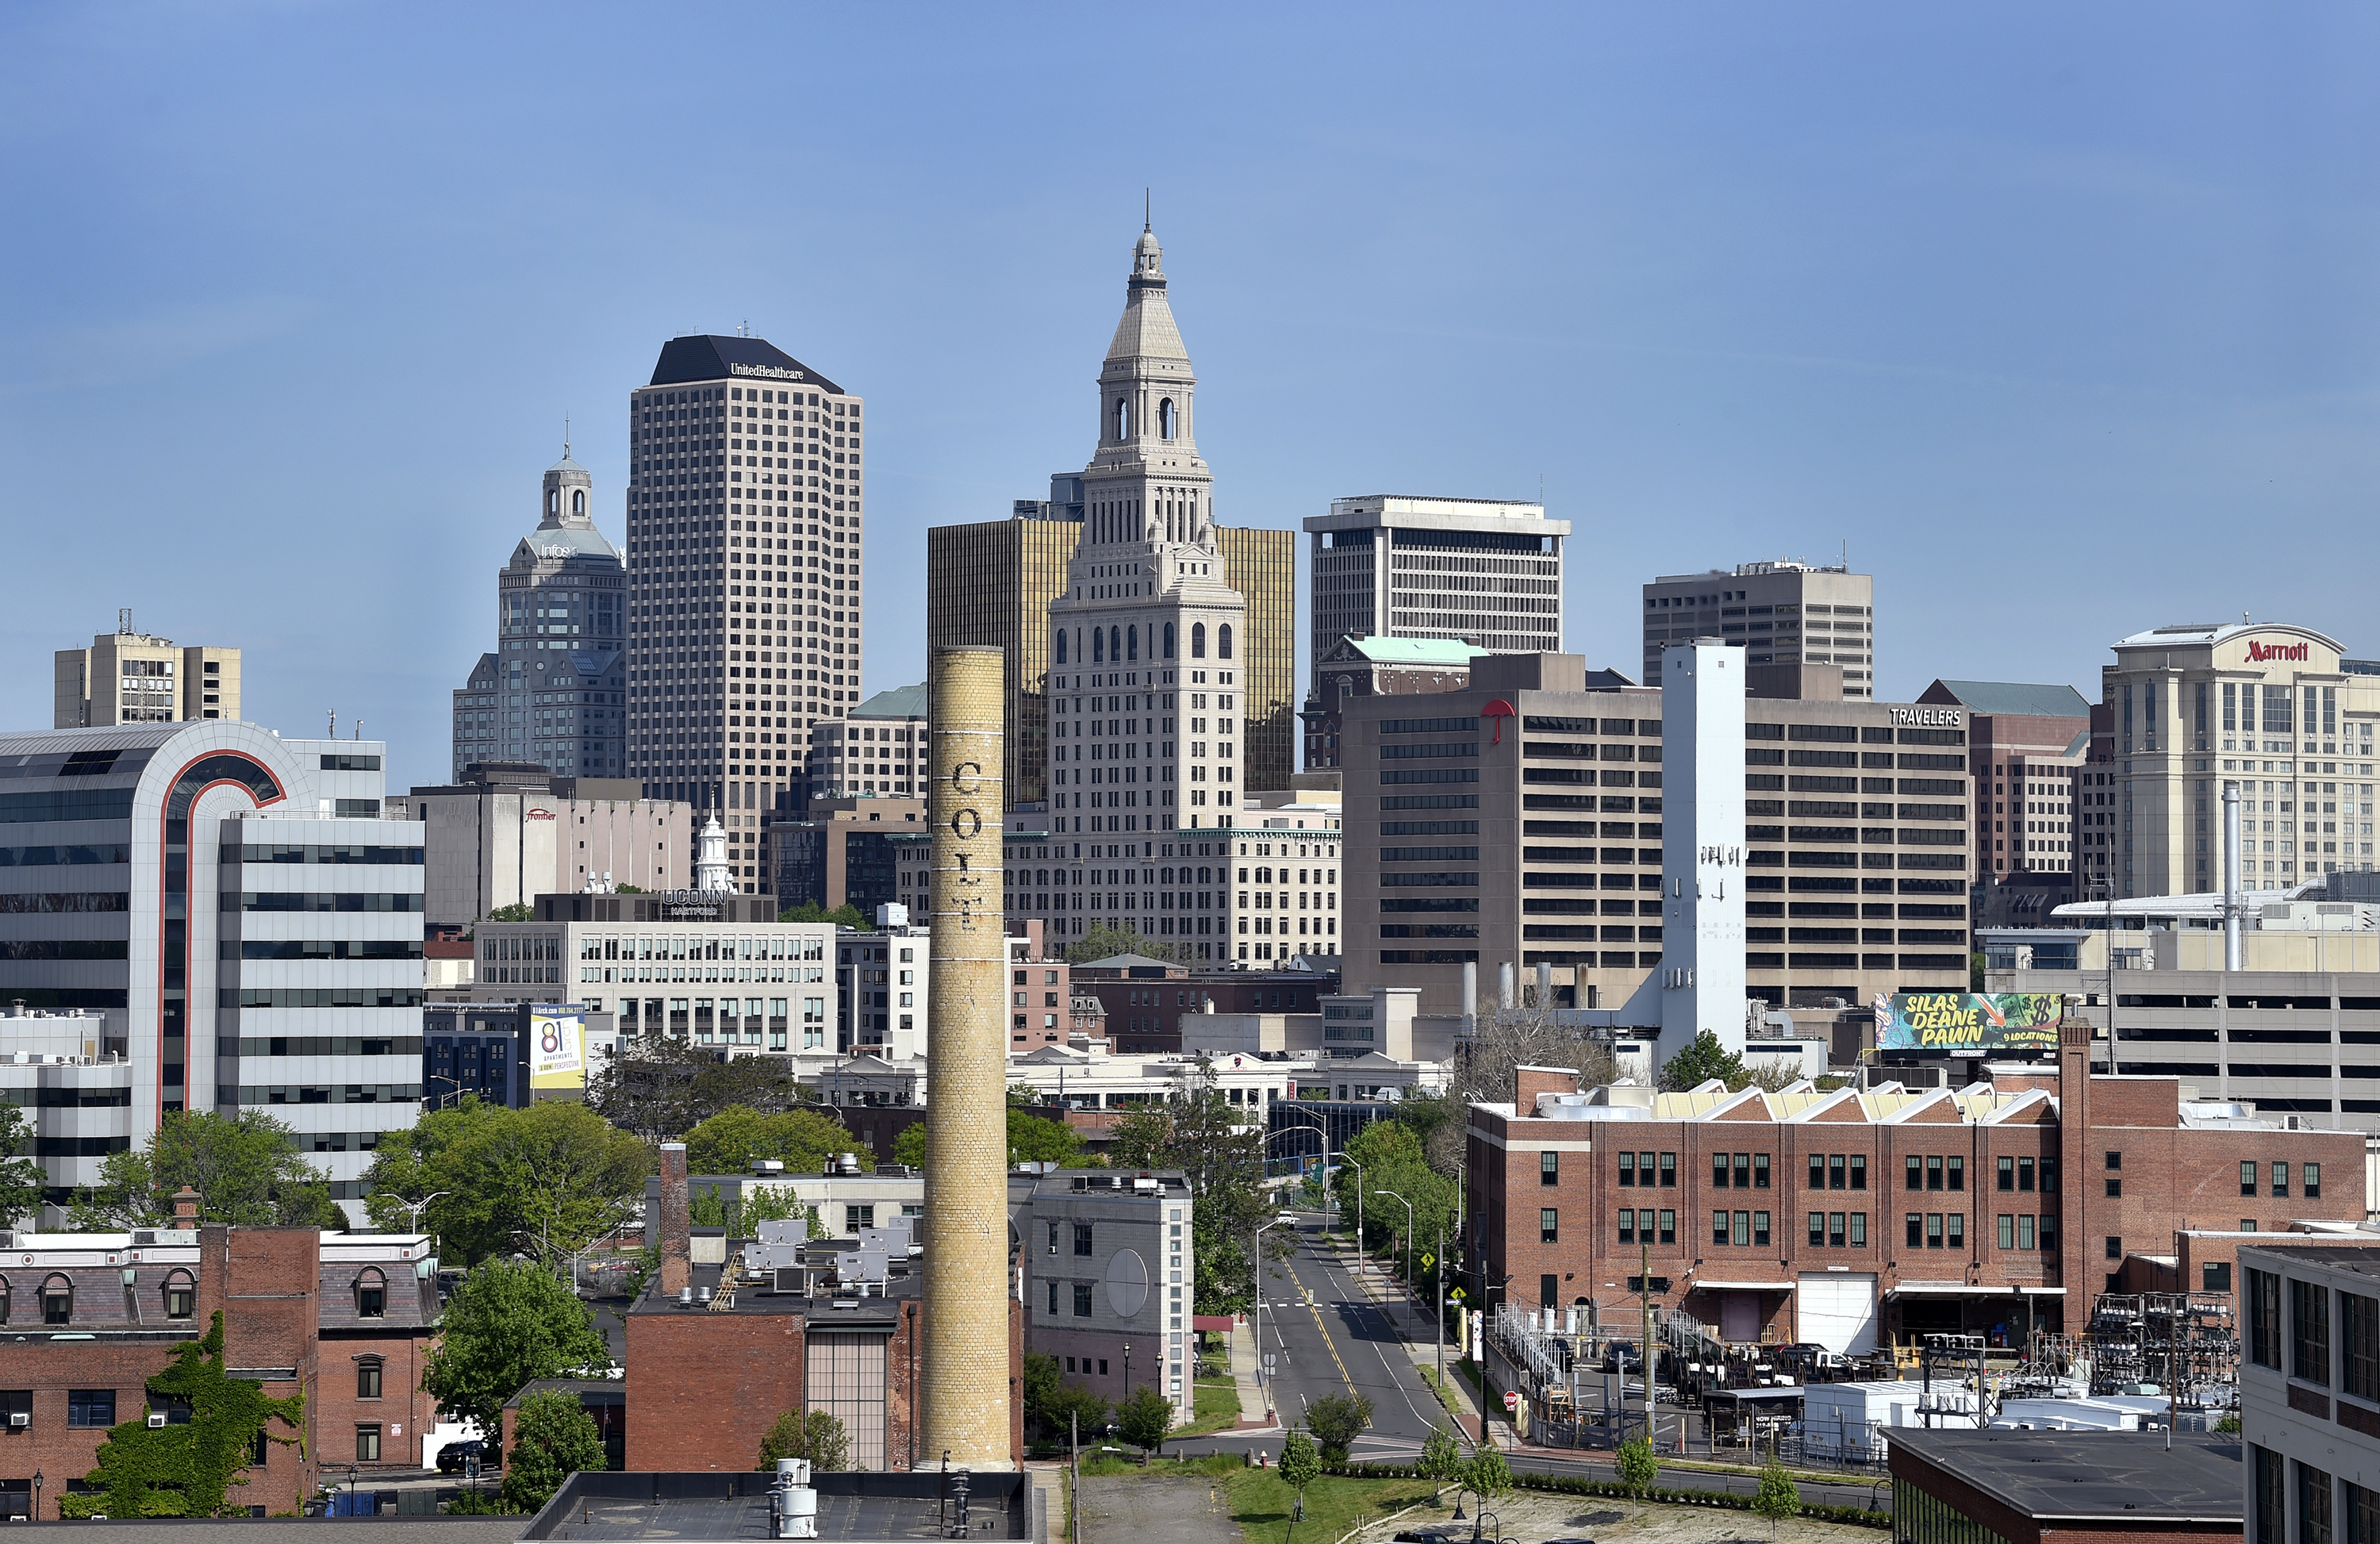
<box><xmin>693</xmin><ymin>814</ymin><xmax>735</xmax><ymax>893</ymax></box>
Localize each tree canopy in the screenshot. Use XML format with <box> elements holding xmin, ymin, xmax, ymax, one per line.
<box><xmin>685</xmin><ymin>1105</ymin><xmax>866</xmax><ymax>1177</ymax></box>
<box><xmin>589</xmin><ymin>1035</ymin><xmax>814</xmax><ymax>1140</ymax></box>
<box><xmin>0</xmin><ymin>1104</ymin><xmax>50</xmax><ymax>1230</ymax></box>
<box><xmin>503</xmin><ymin>1390</ymin><xmax>608</xmax><ymax>1512</ymax></box>
<box><xmin>1332</xmin><ymin>1118</ymin><xmax>1458</xmax><ymax>1299</ymax></box>
<box><xmin>891</xmin><ymin>1108</ymin><xmax>1082</xmax><ymax>1171</ymax></box>
<box><xmin>1065</xmin><ymin>924</ymin><xmax>1176</xmax><ymax>964</ymax></box>
<box><xmin>1102</xmin><ymin>1066</ymin><xmax>1284</xmax><ymax>1315</ymax></box>
<box><xmin>758</xmin><ymin>1408</ymin><xmax>850</xmax><ymax>1471</ymax></box>
<box><xmin>777</xmin><ymin>901</ymin><xmax>869</xmax><ymax>929</ymax></box>
<box><xmin>1659</xmin><ymin>1029</ymin><xmax>1746</xmax><ymax>1092</ymax></box>
<box><xmin>363</xmin><ymin>1098</ymin><xmax>651</xmax><ymax>1266</ymax></box>
<box><xmin>423</xmin><ymin>1258</ymin><xmax>612</xmax><ymax>1441</ymax></box>
<box><xmin>71</xmin><ymin>1111</ymin><xmax>343</xmax><ymax>1231</ymax></box>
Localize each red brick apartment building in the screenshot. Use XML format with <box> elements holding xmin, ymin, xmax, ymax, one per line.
<box><xmin>0</xmin><ymin>1196</ymin><xmax>436</xmax><ymax>1515</ymax></box>
<box><xmin>1069</xmin><ymin>958</ymin><xmax>1337</xmax><ymax>1053</ymax></box>
<box><xmin>1465</xmin><ymin>1023</ymin><xmax>2367</xmax><ymax>1353</ymax></box>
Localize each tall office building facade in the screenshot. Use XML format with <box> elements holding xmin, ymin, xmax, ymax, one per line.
<box><xmin>926</xmin><ymin>507</ymin><xmax>1082</xmax><ymax>805</ymax></box>
<box><xmin>1641</xmin><ymin>559</ymin><xmax>1875</xmax><ymax>699</ymax></box>
<box><xmin>0</xmin><ymin>720</ymin><xmax>425</xmax><ymax>1209</ymax></box>
<box><xmin>54</xmin><ymin>614</ymin><xmax>239</xmax><ymax>728</ymax></box>
<box><xmin>1043</xmin><ymin>224</ymin><xmax>1245</xmax><ymax>889</ymax></box>
<box><xmin>624</xmin><ymin>335</ymin><xmax>865</xmax><ymax>825</ymax></box>
<box><xmin>2086</xmin><ymin>621</ymin><xmax>2380</xmax><ymax>900</ymax></box>
<box><xmin>450</xmin><ymin>455</ymin><xmax>627</xmax><ymax>779</ymax></box>
<box><xmin>1304</xmin><ymin>494</ymin><xmax>1567</xmax><ymax>667</ymax></box>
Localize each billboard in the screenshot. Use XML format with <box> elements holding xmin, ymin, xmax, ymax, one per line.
<box><xmin>1876</xmin><ymin>993</ymin><xmax>2063</xmax><ymax>1055</ymax></box>
<box><xmin>530</xmin><ymin>1005</ymin><xmax>586</xmax><ymax>1089</ymax></box>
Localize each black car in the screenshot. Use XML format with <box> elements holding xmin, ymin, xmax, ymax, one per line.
<box><xmin>436</xmin><ymin>1440</ymin><xmax>486</xmax><ymax>1475</ymax></box>
<box><xmin>1600</xmin><ymin>1340</ymin><xmax>1641</xmax><ymax>1373</ymax></box>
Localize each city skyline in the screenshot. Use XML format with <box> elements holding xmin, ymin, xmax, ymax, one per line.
<box><xmin>5</xmin><ymin>7</ymin><xmax>2379</xmax><ymax>791</ymax></box>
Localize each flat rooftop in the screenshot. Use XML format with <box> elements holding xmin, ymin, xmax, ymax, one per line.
<box><xmin>2243</xmin><ymin>1243</ymin><xmax>2380</xmax><ymax>1277</ymax></box>
<box><xmin>1891</xmin><ymin>1431</ymin><xmax>2240</xmax><ymax>1523</ymax></box>
<box><xmin>524</xmin><ymin>1471</ymin><xmax>1039</xmax><ymax>1543</ymax></box>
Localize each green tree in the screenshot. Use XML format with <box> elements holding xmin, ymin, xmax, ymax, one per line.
<box><xmin>502</xmin><ymin>1390</ymin><xmax>608</xmax><ymax>1512</ymax></box>
<box><xmin>1303</xmin><ymin>1392</ymin><xmax>1372</xmax><ymax>1463</ymax></box>
<box><xmin>423</xmin><ymin>1259</ymin><xmax>612</xmax><ymax>1442</ymax></box>
<box><xmin>486</xmin><ymin>902</ymin><xmax>536</xmax><ymax>922</ymax></box>
<box><xmin>1463</xmin><ymin>1448</ymin><xmax>1512</xmax><ymax>1503</ymax></box>
<box><xmin>685</xmin><ymin>1105</ymin><xmax>865</xmax><ymax>1177</ymax></box>
<box><xmin>60</xmin><ymin>1312</ymin><xmax>304</xmax><ymax>1518</ymax></box>
<box><xmin>1066</xmin><ymin>924</ymin><xmax>1175</xmax><ymax>963</ymax></box>
<box><xmin>1659</xmin><ymin>1029</ymin><xmax>1746</xmax><ymax>1092</ymax></box>
<box><xmin>891</xmin><ymin>1108</ymin><xmax>1084</xmax><ymax>1173</ymax></box>
<box><xmin>777</xmin><ymin>901</ymin><xmax>869</xmax><ymax>930</ymax></box>
<box><xmin>757</xmin><ymin>1408</ymin><xmax>850</xmax><ymax>1472</ymax></box>
<box><xmin>589</xmin><ymin>1035</ymin><xmax>816</xmax><ymax>1139</ymax></box>
<box><xmin>1614</xmin><ymin>1436</ymin><xmax>1660</xmax><ymax>1497</ymax></box>
<box><xmin>1277</xmin><ymin>1428</ymin><xmax>1322</xmax><ymax>1541</ymax></box>
<box><xmin>364</xmin><ymin>1099</ymin><xmax>651</xmax><ymax>1266</ymax></box>
<box><xmin>71</xmin><ymin>1111</ymin><xmax>342</xmax><ymax>1231</ymax></box>
<box><xmin>0</xmin><ymin>1104</ymin><xmax>49</xmax><ymax>1229</ymax></box>
<box><xmin>1096</xmin><ymin>1067</ymin><xmax>1286</xmax><ymax>1315</ymax></box>
<box><xmin>1116</xmin><ymin>1385</ymin><xmax>1173</xmax><ymax>1453</ymax></box>
<box><xmin>1752</xmin><ymin>1462</ymin><xmax>1800</xmax><ymax>1538</ymax></box>
<box><xmin>1417</xmin><ymin>1426</ymin><xmax>1463</xmax><ymax>1486</ymax></box>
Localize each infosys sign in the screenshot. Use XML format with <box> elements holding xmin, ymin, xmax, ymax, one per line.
<box><xmin>2246</xmin><ymin>639</ymin><xmax>2312</xmax><ymax>663</ymax></box>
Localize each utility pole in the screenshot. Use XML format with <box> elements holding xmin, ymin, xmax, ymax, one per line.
<box><xmin>1639</xmin><ymin>1241</ymin><xmax>1653</xmax><ymax>1449</ymax></box>
<box><xmin>1436</xmin><ymin>1215</ymin><xmax>1447</xmax><ymax>1394</ymax></box>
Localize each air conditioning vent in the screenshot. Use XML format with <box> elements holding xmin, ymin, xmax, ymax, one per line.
<box><xmin>146</xmin><ymin>1413</ymin><xmax>167</xmax><ymax>1429</ymax></box>
<box><xmin>9</xmin><ymin>1411</ymin><xmax>27</xmax><ymax>1427</ymax></box>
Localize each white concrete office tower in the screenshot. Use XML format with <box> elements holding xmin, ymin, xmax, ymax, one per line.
<box><xmin>1044</xmin><ymin>224</ymin><xmax>1246</xmax><ymax>867</ymax></box>
<box><xmin>624</xmin><ymin>335</ymin><xmax>866</xmax><ymax>821</ymax></box>
<box><xmin>1304</xmin><ymin>495</ymin><xmax>1567</xmax><ymax>669</ymax></box>
<box><xmin>806</xmin><ymin>682</ymin><xmax>927</xmax><ymax>805</ymax></box>
<box><xmin>1641</xmin><ymin>559</ymin><xmax>1875</xmax><ymax>699</ymax></box>
<box><xmin>55</xmin><ymin>613</ymin><xmax>239</xmax><ymax>728</ymax></box>
<box><xmin>1618</xmin><ymin>639</ymin><xmax>1748</xmax><ymax>1060</ymax></box>
<box><xmin>0</xmin><ymin>721</ymin><xmax>424</xmax><ymax>1213</ymax></box>
<box><xmin>451</xmin><ymin>454</ymin><xmax>628</xmax><ymax>780</ymax></box>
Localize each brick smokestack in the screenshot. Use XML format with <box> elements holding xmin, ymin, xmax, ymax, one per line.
<box><xmin>658</xmin><ymin>1142</ymin><xmax>691</xmax><ymax>1298</ymax></box>
<box><xmin>919</xmin><ymin>646</ymin><xmax>1012</xmax><ymax>1464</ymax></box>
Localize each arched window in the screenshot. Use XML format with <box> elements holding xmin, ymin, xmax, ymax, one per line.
<box><xmin>1127</xmin><ymin>626</ymin><xmax>1138</xmax><ymax>662</ymax></box>
<box><xmin>1108</xmin><ymin>626</ymin><xmax>1122</xmax><ymax>663</ymax></box>
<box><xmin>1192</xmin><ymin>623</ymin><xmax>1207</xmax><ymax>659</ymax></box>
<box><xmin>547</xmin><ymin>489</ymin><xmax>559</xmax><ymax>516</ymax></box>
<box><xmin>355</xmin><ymin>1267</ymin><xmax>387</xmax><ymax>1319</ymax></box>
<box><xmin>1055</xmin><ymin>630</ymin><xmax>1069</xmax><ymax>665</ymax></box>
<box><xmin>1164</xmin><ymin>623</ymin><xmax>1176</xmax><ymax>659</ymax></box>
<box><xmin>572</xmin><ymin>489</ymin><xmax>585</xmax><ymax>517</ymax></box>
<box><xmin>1158</xmin><ymin>398</ymin><xmax>1176</xmax><ymax>440</ymax></box>
<box><xmin>1218</xmin><ymin>624</ymin><xmax>1234</xmax><ymax>660</ymax></box>
<box><xmin>1093</xmin><ymin>628</ymin><xmax>1105</xmax><ymax>663</ymax></box>
<box><xmin>0</xmin><ymin>1275</ymin><xmax>11</xmax><ymax>1326</ymax></box>
<box><xmin>40</xmin><ymin>1273</ymin><xmax>71</xmax><ymax>1326</ymax></box>
<box><xmin>1113</xmin><ymin>398</ymin><xmax>1129</xmax><ymax>441</ymax></box>
<box><xmin>162</xmin><ymin>1269</ymin><xmax>196</xmax><ymax>1321</ymax></box>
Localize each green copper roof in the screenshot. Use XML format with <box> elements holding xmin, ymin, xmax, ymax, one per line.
<box><xmin>1922</xmin><ymin>680</ymin><xmax>2091</xmax><ymax>719</ymax></box>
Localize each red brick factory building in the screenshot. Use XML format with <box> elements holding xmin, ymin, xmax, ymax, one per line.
<box><xmin>1465</xmin><ymin>1021</ymin><xmax>2367</xmax><ymax>1352</ymax></box>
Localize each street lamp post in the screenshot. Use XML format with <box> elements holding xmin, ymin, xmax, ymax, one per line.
<box><xmin>1339</xmin><ymin>1157</ymin><xmax>1364</xmax><ymax>1277</ymax></box>
<box><xmin>398</xmin><ymin>1190</ymin><xmax>451</xmax><ymax>1236</ymax></box>
<box><xmin>1374</xmin><ymin>1190</ymin><xmax>1415</xmax><ymax>1327</ymax></box>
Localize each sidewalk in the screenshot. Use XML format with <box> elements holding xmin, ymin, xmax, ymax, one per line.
<box><xmin>1226</xmin><ymin>1315</ymin><xmax>1280</xmax><ymax>1432</ymax></box>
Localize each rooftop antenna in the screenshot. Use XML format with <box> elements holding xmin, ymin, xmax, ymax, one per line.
<box><xmin>328</xmin><ymin>709</ymin><xmax>336</xmax><ymax>737</ymax></box>
<box><xmin>117</xmin><ymin>607</ymin><xmax>134</xmax><ymax>636</ymax></box>
<box><xmin>1144</xmin><ymin>189</ymin><xmax>1150</xmax><ymax>232</ymax></box>
<box><xmin>354</xmin><ymin>718</ymin><xmax>363</xmax><ymax>742</ymax></box>
<box><xmin>563</xmin><ymin>416</ymin><xmax>571</xmax><ymax>459</ymax></box>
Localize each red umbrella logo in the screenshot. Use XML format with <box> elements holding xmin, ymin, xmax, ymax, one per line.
<box><xmin>1480</xmin><ymin>699</ymin><xmax>1516</xmax><ymax>745</ymax></box>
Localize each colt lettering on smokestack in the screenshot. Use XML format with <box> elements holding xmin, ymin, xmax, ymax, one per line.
<box><xmin>920</xmin><ymin>647</ymin><xmax>1010</xmax><ymax>1463</ymax></box>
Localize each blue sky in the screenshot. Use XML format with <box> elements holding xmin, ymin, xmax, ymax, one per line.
<box><xmin>2</xmin><ymin>3</ymin><xmax>2375</xmax><ymax>789</ymax></box>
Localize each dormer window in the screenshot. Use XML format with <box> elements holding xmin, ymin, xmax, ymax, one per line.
<box><xmin>163</xmin><ymin>1270</ymin><xmax>196</xmax><ymax>1321</ymax></box>
<box><xmin>40</xmin><ymin>1274</ymin><xmax>71</xmax><ymax>1326</ymax></box>
<box><xmin>355</xmin><ymin>1267</ymin><xmax>386</xmax><ymax>1319</ymax></box>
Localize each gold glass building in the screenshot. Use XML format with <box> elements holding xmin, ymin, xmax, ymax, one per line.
<box><xmin>1218</xmin><ymin>524</ymin><xmax>1294</xmax><ymax>793</ymax></box>
<box><xmin>925</xmin><ymin>511</ymin><xmax>1081</xmax><ymax>805</ymax></box>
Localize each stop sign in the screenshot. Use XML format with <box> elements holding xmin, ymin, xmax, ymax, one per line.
<box><xmin>1503</xmin><ymin>1390</ymin><xmax>1519</xmax><ymax>1411</ymax></box>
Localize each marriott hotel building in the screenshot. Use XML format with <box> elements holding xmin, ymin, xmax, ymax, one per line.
<box><xmin>2087</xmin><ymin>622</ymin><xmax>2380</xmax><ymax>899</ymax></box>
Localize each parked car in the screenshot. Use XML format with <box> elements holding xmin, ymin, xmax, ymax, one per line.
<box><xmin>435</xmin><ymin>1440</ymin><xmax>485</xmax><ymax>1475</ymax></box>
<box><xmin>1601</xmin><ymin>1339</ymin><xmax>1641</xmax><ymax>1373</ymax></box>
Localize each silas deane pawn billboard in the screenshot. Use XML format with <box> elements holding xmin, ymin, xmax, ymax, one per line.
<box><xmin>1877</xmin><ymin>993</ymin><xmax>2064</xmax><ymax>1055</ymax></box>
